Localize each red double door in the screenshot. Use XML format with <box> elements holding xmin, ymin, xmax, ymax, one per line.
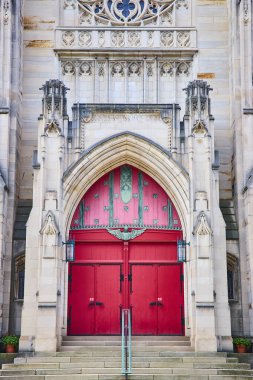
<box><xmin>68</xmin><ymin>231</ymin><xmax>184</xmax><ymax>336</ymax></box>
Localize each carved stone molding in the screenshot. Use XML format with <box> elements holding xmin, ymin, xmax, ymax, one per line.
<box><xmin>3</xmin><ymin>0</ymin><xmax>10</xmax><ymax>25</ymax></box>
<box><xmin>161</xmin><ymin>31</ymin><xmax>174</xmax><ymax>47</ymax></box>
<box><xmin>62</xmin><ymin>30</ymin><xmax>75</xmax><ymax>46</ymax></box>
<box><xmin>176</xmin><ymin>31</ymin><xmax>190</xmax><ymax>47</ymax></box>
<box><xmin>111</xmin><ymin>31</ymin><xmax>125</xmax><ymax>47</ymax></box>
<box><xmin>146</xmin><ymin>62</ymin><xmax>154</xmax><ymax>77</ymax></box>
<box><xmin>78</xmin><ymin>31</ymin><xmax>91</xmax><ymax>46</ymax></box>
<box><xmin>111</xmin><ymin>62</ymin><xmax>125</xmax><ymax>77</ymax></box>
<box><xmin>194</xmin><ymin>211</ymin><xmax>212</xmax><ymax>236</ymax></box>
<box><xmin>62</xmin><ymin>61</ymin><xmax>76</xmax><ymax>75</ymax></box>
<box><xmin>40</xmin><ymin>211</ymin><xmax>59</xmax><ymax>236</ymax></box>
<box><xmin>97</xmin><ymin>61</ymin><xmax>106</xmax><ymax>76</ymax></box>
<box><xmin>79</xmin><ymin>61</ymin><xmax>92</xmax><ymax>76</ymax></box>
<box><xmin>127</xmin><ymin>32</ymin><xmax>141</xmax><ymax>47</ymax></box>
<box><xmin>64</xmin><ymin>0</ymin><xmax>76</xmax><ymax>9</ymax></box>
<box><xmin>80</xmin><ymin>109</ymin><xmax>92</xmax><ymax>123</ymax></box>
<box><xmin>45</xmin><ymin>119</ymin><xmax>61</xmax><ymax>136</ymax></box>
<box><xmin>128</xmin><ymin>62</ymin><xmax>142</xmax><ymax>77</ymax></box>
<box><xmin>160</xmin><ymin>62</ymin><xmax>174</xmax><ymax>77</ymax></box>
<box><xmin>243</xmin><ymin>0</ymin><xmax>249</xmax><ymax>24</ymax></box>
<box><xmin>176</xmin><ymin>61</ymin><xmax>190</xmax><ymax>76</ymax></box>
<box><xmin>176</xmin><ymin>0</ymin><xmax>188</xmax><ymax>9</ymax></box>
<box><xmin>192</xmin><ymin>120</ymin><xmax>208</xmax><ymax>136</ymax></box>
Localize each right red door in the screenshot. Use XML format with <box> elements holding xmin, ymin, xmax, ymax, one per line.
<box><xmin>130</xmin><ymin>263</ymin><xmax>184</xmax><ymax>335</ymax></box>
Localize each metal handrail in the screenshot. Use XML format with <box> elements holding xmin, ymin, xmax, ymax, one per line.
<box><xmin>121</xmin><ymin>308</ymin><xmax>132</xmax><ymax>375</ymax></box>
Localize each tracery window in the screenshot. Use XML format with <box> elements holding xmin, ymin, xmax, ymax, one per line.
<box><xmin>78</xmin><ymin>0</ymin><xmax>177</xmax><ymax>25</ymax></box>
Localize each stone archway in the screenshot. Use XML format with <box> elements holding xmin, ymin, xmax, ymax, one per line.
<box><xmin>63</xmin><ymin>132</ymin><xmax>190</xmax><ymax>238</ymax></box>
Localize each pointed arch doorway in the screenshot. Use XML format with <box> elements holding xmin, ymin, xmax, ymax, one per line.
<box><xmin>67</xmin><ymin>165</ymin><xmax>184</xmax><ymax>336</ymax></box>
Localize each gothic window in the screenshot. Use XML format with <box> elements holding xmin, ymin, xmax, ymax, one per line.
<box><xmin>227</xmin><ymin>253</ymin><xmax>238</xmax><ymax>301</ymax></box>
<box><xmin>14</xmin><ymin>254</ymin><xmax>25</xmax><ymax>300</ymax></box>
<box><xmin>78</xmin><ymin>0</ymin><xmax>176</xmax><ymax>25</ymax></box>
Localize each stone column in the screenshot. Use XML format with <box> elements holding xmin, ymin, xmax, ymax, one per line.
<box><xmin>20</xmin><ymin>80</ymin><xmax>69</xmax><ymax>352</ymax></box>
<box><xmin>184</xmin><ymin>80</ymin><xmax>232</xmax><ymax>351</ymax></box>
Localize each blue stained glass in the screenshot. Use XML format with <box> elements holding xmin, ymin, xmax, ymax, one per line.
<box><xmin>140</xmin><ymin>0</ymin><xmax>144</xmax><ymax>10</ymax></box>
<box><xmin>117</xmin><ymin>0</ymin><xmax>136</xmax><ymax>18</ymax></box>
<box><xmin>149</xmin><ymin>4</ymin><xmax>157</xmax><ymax>13</ymax></box>
<box><xmin>95</xmin><ymin>4</ymin><xmax>102</xmax><ymax>13</ymax></box>
<box><xmin>108</xmin><ymin>0</ymin><xmax>112</xmax><ymax>10</ymax></box>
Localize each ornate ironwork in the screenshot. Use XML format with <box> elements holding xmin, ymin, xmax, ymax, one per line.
<box><xmin>107</xmin><ymin>226</ymin><xmax>146</xmax><ymax>240</ymax></box>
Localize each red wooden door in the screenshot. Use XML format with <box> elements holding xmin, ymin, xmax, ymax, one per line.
<box><xmin>130</xmin><ymin>264</ymin><xmax>157</xmax><ymax>335</ymax></box>
<box><xmin>68</xmin><ymin>264</ymin><xmax>121</xmax><ymax>335</ymax></box>
<box><xmin>157</xmin><ymin>265</ymin><xmax>184</xmax><ymax>335</ymax></box>
<box><xmin>130</xmin><ymin>264</ymin><xmax>183</xmax><ymax>335</ymax></box>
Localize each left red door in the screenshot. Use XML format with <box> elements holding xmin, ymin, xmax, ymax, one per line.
<box><xmin>68</xmin><ymin>264</ymin><xmax>121</xmax><ymax>335</ymax></box>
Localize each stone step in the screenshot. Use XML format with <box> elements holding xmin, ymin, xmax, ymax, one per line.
<box><xmin>1</xmin><ymin>375</ymin><xmax>253</xmax><ymax>380</ymax></box>
<box><xmin>61</xmin><ymin>340</ymin><xmax>191</xmax><ymax>347</ymax></box>
<box><xmin>62</xmin><ymin>336</ymin><xmax>190</xmax><ymax>342</ymax></box>
<box><xmin>1</xmin><ymin>367</ymin><xmax>253</xmax><ymax>376</ymax></box>
<box><xmin>60</xmin><ymin>345</ymin><xmax>194</xmax><ymax>352</ymax></box>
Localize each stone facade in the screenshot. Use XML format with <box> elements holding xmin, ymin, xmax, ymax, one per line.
<box><xmin>0</xmin><ymin>0</ymin><xmax>252</xmax><ymax>353</ymax></box>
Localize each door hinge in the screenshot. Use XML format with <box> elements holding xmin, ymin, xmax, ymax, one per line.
<box><xmin>180</xmin><ymin>274</ymin><xmax>184</xmax><ymax>282</ymax></box>
<box><xmin>67</xmin><ymin>316</ymin><xmax>71</xmax><ymax>326</ymax></box>
<box><xmin>120</xmin><ymin>274</ymin><xmax>124</xmax><ymax>282</ymax></box>
<box><xmin>181</xmin><ymin>317</ymin><xmax>185</xmax><ymax>326</ymax></box>
<box><xmin>128</xmin><ymin>274</ymin><xmax>132</xmax><ymax>281</ymax></box>
<box><xmin>68</xmin><ymin>274</ymin><xmax>72</xmax><ymax>282</ymax></box>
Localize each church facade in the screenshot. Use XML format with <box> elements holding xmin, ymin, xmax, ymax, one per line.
<box><xmin>0</xmin><ymin>0</ymin><xmax>252</xmax><ymax>353</ymax></box>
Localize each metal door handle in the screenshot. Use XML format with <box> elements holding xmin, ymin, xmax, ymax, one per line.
<box><xmin>95</xmin><ymin>301</ymin><xmax>103</xmax><ymax>306</ymax></box>
<box><xmin>150</xmin><ymin>301</ymin><xmax>157</xmax><ymax>306</ymax></box>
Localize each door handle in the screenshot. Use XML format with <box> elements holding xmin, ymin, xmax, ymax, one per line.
<box><xmin>95</xmin><ymin>301</ymin><xmax>103</xmax><ymax>306</ymax></box>
<box><xmin>149</xmin><ymin>301</ymin><xmax>157</xmax><ymax>306</ymax></box>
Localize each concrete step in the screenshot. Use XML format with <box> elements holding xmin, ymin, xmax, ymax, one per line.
<box><xmin>63</xmin><ymin>336</ymin><xmax>190</xmax><ymax>341</ymax></box>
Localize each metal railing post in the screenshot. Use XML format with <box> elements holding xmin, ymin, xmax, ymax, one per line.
<box><xmin>121</xmin><ymin>309</ymin><xmax>132</xmax><ymax>375</ymax></box>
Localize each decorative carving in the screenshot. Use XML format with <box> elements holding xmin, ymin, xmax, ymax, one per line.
<box><xmin>176</xmin><ymin>61</ymin><xmax>190</xmax><ymax>76</ymax></box>
<box><xmin>3</xmin><ymin>0</ymin><xmax>9</xmax><ymax>25</ymax></box>
<box><xmin>111</xmin><ymin>62</ymin><xmax>124</xmax><ymax>77</ymax></box>
<box><xmin>78</xmin><ymin>31</ymin><xmax>92</xmax><ymax>46</ymax></box>
<box><xmin>79</xmin><ymin>10</ymin><xmax>92</xmax><ymax>24</ymax></box>
<box><xmin>98</xmin><ymin>31</ymin><xmax>105</xmax><ymax>46</ymax></box>
<box><xmin>107</xmin><ymin>226</ymin><xmax>146</xmax><ymax>241</ymax></box>
<box><xmin>62</xmin><ymin>30</ymin><xmax>75</xmax><ymax>46</ymax></box>
<box><xmin>146</xmin><ymin>62</ymin><xmax>154</xmax><ymax>77</ymax></box>
<box><xmin>243</xmin><ymin>0</ymin><xmax>249</xmax><ymax>24</ymax></box>
<box><xmin>120</xmin><ymin>165</ymin><xmax>132</xmax><ymax>203</ymax></box>
<box><xmin>160</xmin><ymin>62</ymin><xmax>174</xmax><ymax>76</ymax></box>
<box><xmin>161</xmin><ymin>110</ymin><xmax>172</xmax><ymax>124</ymax></box>
<box><xmin>128</xmin><ymin>31</ymin><xmax>141</xmax><ymax>47</ymax></box>
<box><xmin>45</xmin><ymin>119</ymin><xmax>61</xmax><ymax>136</ymax></box>
<box><xmin>192</xmin><ymin>120</ymin><xmax>208</xmax><ymax>136</ymax></box>
<box><xmin>161</xmin><ymin>31</ymin><xmax>174</xmax><ymax>47</ymax></box>
<box><xmin>161</xmin><ymin>9</ymin><xmax>173</xmax><ymax>25</ymax></box>
<box><xmin>194</xmin><ymin>211</ymin><xmax>212</xmax><ymax>236</ymax></box>
<box><xmin>176</xmin><ymin>0</ymin><xmax>188</xmax><ymax>8</ymax></box>
<box><xmin>112</xmin><ymin>31</ymin><xmax>125</xmax><ymax>47</ymax></box>
<box><xmin>147</xmin><ymin>31</ymin><xmax>154</xmax><ymax>47</ymax></box>
<box><xmin>81</xmin><ymin>109</ymin><xmax>93</xmax><ymax>123</ymax></box>
<box><xmin>177</xmin><ymin>31</ymin><xmax>190</xmax><ymax>47</ymax></box>
<box><xmin>79</xmin><ymin>61</ymin><xmax>92</xmax><ymax>76</ymax></box>
<box><xmin>62</xmin><ymin>61</ymin><xmax>75</xmax><ymax>75</ymax></box>
<box><xmin>64</xmin><ymin>0</ymin><xmax>76</xmax><ymax>9</ymax></box>
<box><xmin>40</xmin><ymin>211</ymin><xmax>59</xmax><ymax>236</ymax></box>
<box><xmin>128</xmin><ymin>62</ymin><xmax>141</xmax><ymax>76</ymax></box>
<box><xmin>98</xmin><ymin>61</ymin><xmax>106</xmax><ymax>76</ymax></box>
<box><xmin>77</xmin><ymin>0</ymin><xmax>175</xmax><ymax>26</ymax></box>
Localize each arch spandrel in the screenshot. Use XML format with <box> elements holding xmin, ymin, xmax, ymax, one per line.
<box><xmin>63</xmin><ymin>132</ymin><xmax>189</xmax><ymax>235</ymax></box>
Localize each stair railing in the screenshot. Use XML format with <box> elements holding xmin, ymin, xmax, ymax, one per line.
<box><xmin>121</xmin><ymin>308</ymin><xmax>132</xmax><ymax>375</ymax></box>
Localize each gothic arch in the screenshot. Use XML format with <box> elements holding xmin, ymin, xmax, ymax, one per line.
<box><xmin>63</xmin><ymin>132</ymin><xmax>190</xmax><ymax>236</ymax></box>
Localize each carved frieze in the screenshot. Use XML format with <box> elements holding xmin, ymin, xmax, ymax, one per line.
<box><xmin>176</xmin><ymin>61</ymin><xmax>190</xmax><ymax>76</ymax></box>
<box><xmin>160</xmin><ymin>62</ymin><xmax>174</xmax><ymax>77</ymax></box>
<box><xmin>194</xmin><ymin>211</ymin><xmax>212</xmax><ymax>236</ymax></box>
<box><xmin>111</xmin><ymin>62</ymin><xmax>125</xmax><ymax>77</ymax></box>
<box><xmin>79</xmin><ymin>61</ymin><xmax>92</xmax><ymax>76</ymax></box>
<box><xmin>127</xmin><ymin>32</ymin><xmax>141</xmax><ymax>47</ymax></box>
<box><xmin>161</xmin><ymin>31</ymin><xmax>174</xmax><ymax>47</ymax></box>
<box><xmin>128</xmin><ymin>62</ymin><xmax>142</xmax><ymax>77</ymax></box>
<box><xmin>57</xmin><ymin>28</ymin><xmax>197</xmax><ymax>50</ymax></box>
<box><xmin>112</xmin><ymin>31</ymin><xmax>125</xmax><ymax>47</ymax></box>
<box><xmin>176</xmin><ymin>31</ymin><xmax>190</xmax><ymax>47</ymax></box>
<box><xmin>78</xmin><ymin>31</ymin><xmax>91</xmax><ymax>47</ymax></box>
<box><xmin>3</xmin><ymin>0</ymin><xmax>10</xmax><ymax>25</ymax></box>
<box><xmin>176</xmin><ymin>0</ymin><xmax>188</xmax><ymax>9</ymax></box>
